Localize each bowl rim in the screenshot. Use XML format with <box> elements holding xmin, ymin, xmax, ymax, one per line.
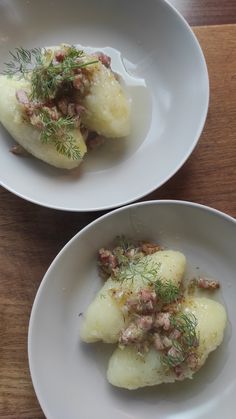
<box><xmin>28</xmin><ymin>199</ymin><xmax>235</xmax><ymax>418</ymax></box>
<box><xmin>0</xmin><ymin>0</ymin><xmax>209</xmax><ymax>212</ymax></box>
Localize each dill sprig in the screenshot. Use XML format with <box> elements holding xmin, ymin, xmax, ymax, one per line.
<box><xmin>161</xmin><ymin>355</ymin><xmax>184</xmax><ymax>368</ymax></box>
<box><xmin>154</xmin><ymin>279</ymin><xmax>180</xmax><ymax>304</ymax></box>
<box><xmin>39</xmin><ymin>109</ymin><xmax>81</xmax><ymax>160</ymax></box>
<box><xmin>161</xmin><ymin>312</ymin><xmax>199</xmax><ymax>368</ymax></box>
<box><xmin>2</xmin><ymin>47</ymin><xmax>42</xmax><ymax>78</ymax></box>
<box><xmin>31</xmin><ymin>46</ymin><xmax>98</xmax><ymax>101</ymax></box>
<box><xmin>115</xmin><ymin>235</ymin><xmax>136</xmax><ymax>252</ymax></box>
<box><xmin>171</xmin><ymin>312</ymin><xmax>198</xmax><ymax>347</ymax></box>
<box><xmin>116</xmin><ymin>258</ymin><xmax>161</xmax><ymax>283</ymax></box>
<box><xmin>2</xmin><ymin>45</ymin><xmax>98</xmax><ymax>101</ymax></box>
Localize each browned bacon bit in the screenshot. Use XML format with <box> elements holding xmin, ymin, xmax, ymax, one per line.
<box><xmin>154</xmin><ymin>312</ymin><xmax>171</xmax><ymax>331</ymax></box>
<box><xmin>174</xmin><ymin>365</ymin><xmax>185</xmax><ymax>380</ymax></box>
<box><xmin>162</xmin><ymin>336</ymin><xmax>172</xmax><ymax>348</ymax></box>
<box><xmin>186</xmin><ymin>353</ymin><xmax>198</xmax><ymax>371</ymax></box>
<box><xmin>141</xmin><ymin>242</ymin><xmax>161</xmax><ymax>255</ymax></box>
<box><xmin>169</xmin><ymin>328</ymin><xmax>182</xmax><ymax>340</ymax></box>
<box><xmin>95</xmin><ymin>52</ymin><xmax>111</xmax><ymax>68</ymax></box>
<box><xmin>135</xmin><ymin>288</ymin><xmax>157</xmax><ymax>313</ymax></box>
<box><xmin>197</xmin><ymin>277</ymin><xmax>220</xmax><ymax>290</ymax></box>
<box><xmin>57</xmin><ymin>98</ymin><xmax>69</xmax><ymax>115</ymax></box>
<box><xmin>167</xmin><ymin>346</ymin><xmax>182</xmax><ymax>362</ymax></box>
<box><xmin>86</xmin><ymin>135</ymin><xmax>105</xmax><ymax>150</ymax></box>
<box><xmin>98</xmin><ymin>248</ymin><xmax>118</xmax><ymax>269</ymax></box>
<box><xmin>42</xmin><ymin>106</ymin><xmax>60</xmax><ymax>121</ymax></box>
<box><xmin>153</xmin><ymin>333</ymin><xmax>165</xmax><ymax>351</ymax></box>
<box><xmin>55</xmin><ymin>50</ymin><xmax>66</xmax><ymax>62</ymax></box>
<box><xmin>119</xmin><ymin>323</ymin><xmax>145</xmax><ymax>345</ymax></box>
<box><xmin>125</xmin><ymin>296</ymin><xmax>139</xmax><ymax>312</ymax></box>
<box><xmin>139</xmin><ymin>288</ymin><xmax>157</xmax><ymax>304</ymax></box>
<box><xmin>67</xmin><ymin>103</ymin><xmax>76</xmax><ymax>117</ymax></box>
<box><xmin>73</xmin><ymin>74</ymin><xmax>82</xmax><ymax>90</ymax></box>
<box><xmin>16</xmin><ymin>89</ymin><xmax>29</xmax><ymax>105</ymax></box>
<box><xmin>29</xmin><ymin>114</ymin><xmax>44</xmax><ymax>129</ymax></box>
<box><xmin>10</xmin><ymin>144</ymin><xmax>29</xmax><ymax>156</ymax></box>
<box><xmin>75</xmin><ymin>104</ymin><xmax>86</xmax><ymax>116</ymax></box>
<box><xmin>136</xmin><ymin>315</ymin><xmax>153</xmax><ymax>332</ymax></box>
<box><xmin>125</xmin><ymin>291</ymin><xmax>155</xmax><ymax>315</ymax></box>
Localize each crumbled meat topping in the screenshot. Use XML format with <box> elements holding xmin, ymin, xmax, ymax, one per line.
<box><xmin>197</xmin><ymin>277</ymin><xmax>220</xmax><ymax>290</ymax></box>
<box><xmin>10</xmin><ymin>144</ymin><xmax>29</xmax><ymax>156</ymax></box>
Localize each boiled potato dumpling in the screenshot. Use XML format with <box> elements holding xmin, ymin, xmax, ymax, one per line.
<box><xmin>80</xmin><ymin>250</ymin><xmax>186</xmax><ymax>343</ymax></box>
<box><xmin>80</xmin><ymin>59</ymin><xmax>130</xmax><ymax>138</ymax></box>
<box><xmin>107</xmin><ymin>297</ymin><xmax>227</xmax><ymax>389</ymax></box>
<box><xmin>0</xmin><ymin>76</ymin><xmax>87</xmax><ymax>169</ymax></box>
<box><xmin>0</xmin><ymin>45</ymin><xmax>131</xmax><ymax>169</ymax></box>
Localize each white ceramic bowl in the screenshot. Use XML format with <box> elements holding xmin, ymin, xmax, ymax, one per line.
<box><xmin>28</xmin><ymin>201</ymin><xmax>235</xmax><ymax>419</ymax></box>
<box><xmin>0</xmin><ymin>0</ymin><xmax>209</xmax><ymax>211</ymax></box>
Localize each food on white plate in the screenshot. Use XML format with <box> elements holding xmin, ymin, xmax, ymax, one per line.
<box><xmin>0</xmin><ymin>45</ymin><xmax>130</xmax><ymax>169</ymax></box>
<box><xmin>80</xmin><ymin>249</ymin><xmax>186</xmax><ymax>343</ymax></box>
<box><xmin>107</xmin><ymin>297</ymin><xmax>226</xmax><ymax>389</ymax></box>
<box><xmin>80</xmin><ymin>237</ymin><xmax>227</xmax><ymax>389</ymax></box>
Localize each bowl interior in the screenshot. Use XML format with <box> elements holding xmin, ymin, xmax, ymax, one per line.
<box><xmin>29</xmin><ymin>202</ymin><xmax>235</xmax><ymax>419</ymax></box>
<box><xmin>0</xmin><ymin>0</ymin><xmax>208</xmax><ymax>210</ymax></box>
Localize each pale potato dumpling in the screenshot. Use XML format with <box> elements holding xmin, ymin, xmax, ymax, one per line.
<box><xmin>107</xmin><ymin>346</ymin><xmax>177</xmax><ymax>390</ymax></box>
<box><xmin>80</xmin><ymin>250</ymin><xmax>186</xmax><ymax>343</ymax></box>
<box><xmin>80</xmin><ymin>277</ymin><xmax>129</xmax><ymax>343</ymax></box>
<box><xmin>80</xmin><ymin>60</ymin><xmax>130</xmax><ymax>138</ymax></box>
<box><xmin>107</xmin><ymin>297</ymin><xmax>227</xmax><ymax>389</ymax></box>
<box><xmin>0</xmin><ymin>75</ymin><xmax>87</xmax><ymax>169</ymax></box>
<box><xmin>150</xmin><ymin>250</ymin><xmax>186</xmax><ymax>287</ymax></box>
<box><xmin>183</xmin><ymin>297</ymin><xmax>227</xmax><ymax>367</ymax></box>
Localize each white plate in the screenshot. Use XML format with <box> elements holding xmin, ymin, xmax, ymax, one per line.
<box><xmin>0</xmin><ymin>0</ymin><xmax>209</xmax><ymax>211</ymax></box>
<box><xmin>28</xmin><ymin>201</ymin><xmax>235</xmax><ymax>419</ymax></box>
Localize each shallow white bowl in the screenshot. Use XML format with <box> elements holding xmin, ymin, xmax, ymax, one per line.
<box><xmin>0</xmin><ymin>0</ymin><xmax>209</xmax><ymax>211</ymax></box>
<box><xmin>28</xmin><ymin>201</ymin><xmax>235</xmax><ymax>419</ymax></box>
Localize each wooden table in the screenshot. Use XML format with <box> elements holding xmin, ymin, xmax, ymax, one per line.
<box><xmin>0</xmin><ymin>2</ymin><xmax>236</xmax><ymax>418</ymax></box>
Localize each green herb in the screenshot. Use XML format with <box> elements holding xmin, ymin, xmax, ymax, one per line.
<box><xmin>171</xmin><ymin>312</ymin><xmax>198</xmax><ymax>347</ymax></box>
<box><xmin>2</xmin><ymin>47</ymin><xmax>42</xmax><ymax>78</ymax></box>
<box><xmin>3</xmin><ymin>45</ymin><xmax>98</xmax><ymax>101</ymax></box>
<box><xmin>31</xmin><ymin>46</ymin><xmax>98</xmax><ymax>101</ymax></box>
<box><xmin>154</xmin><ymin>279</ymin><xmax>180</xmax><ymax>304</ymax></box>
<box><xmin>161</xmin><ymin>313</ymin><xmax>198</xmax><ymax>369</ymax></box>
<box><xmin>115</xmin><ymin>235</ymin><xmax>136</xmax><ymax>252</ymax></box>
<box><xmin>116</xmin><ymin>258</ymin><xmax>161</xmax><ymax>283</ymax></box>
<box><xmin>161</xmin><ymin>350</ymin><xmax>185</xmax><ymax>368</ymax></box>
<box><xmin>39</xmin><ymin>109</ymin><xmax>81</xmax><ymax>160</ymax></box>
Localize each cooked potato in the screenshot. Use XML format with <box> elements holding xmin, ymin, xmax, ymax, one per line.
<box><xmin>80</xmin><ymin>250</ymin><xmax>186</xmax><ymax>343</ymax></box>
<box><xmin>107</xmin><ymin>297</ymin><xmax>227</xmax><ymax>389</ymax></box>
<box><xmin>80</xmin><ymin>59</ymin><xmax>130</xmax><ymax>138</ymax></box>
<box><xmin>183</xmin><ymin>297</ymin><xmax>227</xmax><ymax>367</ymax></box>
<box><xmin>80</xmin><ymin>277</ymin><xmax>128</xmax><ymax>343</ymax></box>
<box><xmin>0</xmin><ymin>76</ymin><xmax>87</xmax><ymax>169</ymax></box>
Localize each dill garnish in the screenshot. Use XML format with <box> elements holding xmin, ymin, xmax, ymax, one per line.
<box><xmin>161</xmin><ymin>312</ymin><xmax>199</xmax><ymax>368</ymax></box>
<box><xmin>2</xmin><ymin>47</ymin><xmax>42</xmax><ymax>78</ymax></box>
<box><xmin>115</xmin><ymin>235</ymin><xmax>135</xmax><ymax>252</ymax></box>
<box><xmin>39</xmin><ymin>109</ymin><xmax>81</xmax><ymax>160</ymax></box>
<box><xmin>30</xmin><ymin>46</ymin><xmax>98</xmax><ymax>101</ymax></box>
<box><xmin>116</xmin><ymin>258</ymin><xmax>161</xmax><ymax>283</ymax></box>
<box><xmin>154</xmin><ymin>279</ymin><xmax>180</xmax><ymax>304</ymax></box>
<box><xmin>2</xmin><ymin>45</ymin><xmax>98</xmax><ymax>101</ymax></box>
<box><xmin>161</xmin><ymin>350</ymin><xmax>185</xmax><ymax>368</ymax></box>
<box><xmin>171</xmin><ymin>312</ymin><xmax>198</xmax><ymax>347</ymax></box>
<box><xmin>2</xmin><ymin>45</ymin><xmax>99</xmax><ymax>159</ymax></box>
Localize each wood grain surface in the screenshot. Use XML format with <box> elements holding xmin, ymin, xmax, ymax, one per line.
<box><xmin>0</xmin><ymin>22</ymin><xmax>236</xmax><ymax>419</ymax></box>
<box><xmin>170</xmin><ymin>0</ymin><xmax>236</xmax><ymax>26</ymax></box>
